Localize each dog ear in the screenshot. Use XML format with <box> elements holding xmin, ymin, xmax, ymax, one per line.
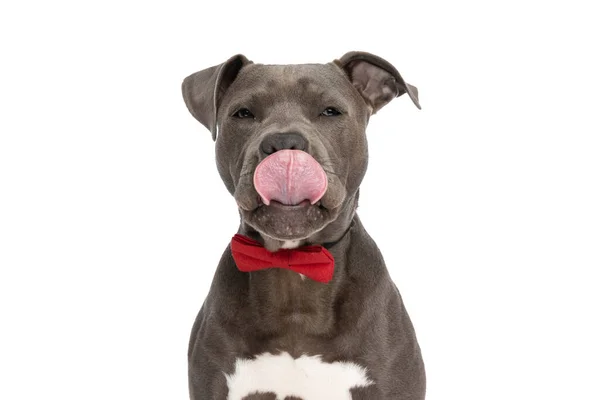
<box><xmin>337</xmin><ymin>51</ymin><xmax>420</xmax><ymax>113</ymax></box>
<box><xmin>182</xmin><ymin>54</ymin><xmax>250</xmax><ymax>140</ymax></box>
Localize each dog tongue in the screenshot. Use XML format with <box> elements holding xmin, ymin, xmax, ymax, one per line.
<box><xmin>254</xmin><ymin>150</ymin><xmax>327</xmax><ymax>206</ymax></box>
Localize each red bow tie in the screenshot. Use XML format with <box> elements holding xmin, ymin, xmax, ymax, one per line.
<box><xmin>230</xmin><ymin>234</ymin><xmax>335</xmax><ymax>283</ymax></box>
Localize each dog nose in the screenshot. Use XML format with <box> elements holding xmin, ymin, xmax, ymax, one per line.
<box><xmin>260</xmin><ymin>132</ymin><xmax>308</xmax><ymax>156</ymax></box>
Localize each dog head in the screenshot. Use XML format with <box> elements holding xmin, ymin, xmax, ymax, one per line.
<box><xmin>182</xmin><ymin>52</ymin><xmax>419</xmax><ymax>249</ymax></box>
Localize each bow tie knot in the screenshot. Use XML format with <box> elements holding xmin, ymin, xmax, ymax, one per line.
<box><xmin>230</xmin><ymin>234</ymin><xmax>335</xmax><ymax>283</ymax></box>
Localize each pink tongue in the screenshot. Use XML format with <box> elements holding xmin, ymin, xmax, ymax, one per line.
<box><xmin>253</xmin><ymin>150</ymin><xmax>328</xmax><ymax>206</ymax></box>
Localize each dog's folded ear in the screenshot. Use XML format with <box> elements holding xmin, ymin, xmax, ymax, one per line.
<box><xmin>182</xmin><ymin>54</ymin><xmax>251</xmax><ymax>141</ymax></box>
<box><xmin>336</xmin><ymin>51</ymin><xmax>420</xmax><ymax>113</ymax></box>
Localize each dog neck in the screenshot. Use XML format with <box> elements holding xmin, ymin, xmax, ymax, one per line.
<box><xmin>239</xmin><ymin>220</ymin><xmax>355</xmax><ymax>338</ymax></box>
<box><xmin>235</xmin><ymin>199</ymin><xmax>359</xmax><ymax>337</ymax></box>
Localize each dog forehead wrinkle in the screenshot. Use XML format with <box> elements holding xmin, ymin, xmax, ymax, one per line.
<box><xmin>226</xmin><ymin>90</ymin><xmax>271</xmax><ymax>111</ymax></box>
<box><xmin>241</xmin><ymin>64</ymin><xmax>341</xmax><ymax>92</ymax></box>
<box><xmin>227</xmin><ymin>65</ymin><xmax>355</xmax><ymax>119</ymax></box>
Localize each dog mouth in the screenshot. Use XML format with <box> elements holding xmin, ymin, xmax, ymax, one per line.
<box><xmin>242</xmin><ymin>197</ymin><xmax>331</xmax><ymax>241</ymax></box>
<box><xmin>236</xmin><ymin>150</ymin><xmax>334</xmax><ymax>241</ymax></box>
<box><xmin>259</xmin><ymin>198</ymin><xmax>323</xmax><ymax>210</ymax></box>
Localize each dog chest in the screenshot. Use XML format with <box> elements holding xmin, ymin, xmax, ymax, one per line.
<box><xmin>224</xmin><ymin>351</ymin><xmax>373</xmax><ymax>400</ymax></box>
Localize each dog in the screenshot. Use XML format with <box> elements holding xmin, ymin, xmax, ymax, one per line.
<box><xmin>182</xmin><ymin>51</ymin><xmax>425</xmax><ymax>400</ymax></box>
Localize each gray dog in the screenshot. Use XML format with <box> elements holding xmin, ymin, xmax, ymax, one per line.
<box><xmin>182</xmin><ymin>52</ymin><xmax>425</xmax><ymax>400</ymax></box>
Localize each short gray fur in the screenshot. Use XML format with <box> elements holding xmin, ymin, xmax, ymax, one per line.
<box><xmin>182</xmin><ymin>52</ymin><xmax>425</xmax><ymax>399</ymax></box>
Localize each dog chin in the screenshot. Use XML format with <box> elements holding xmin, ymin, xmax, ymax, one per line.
<box><xmin>241</xmin><ymin>200</ymin><xmax>333</xmax><ymax>242</ymax></box>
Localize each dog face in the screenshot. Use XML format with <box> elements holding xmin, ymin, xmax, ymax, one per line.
<box><xmin>182</xmin><ymin>52</ymin><xmax>419</xmax><ymax>244</ymax></box>
<box><xmin>217</xmin><ymin>62</ymin><xmax>369</xmax><ymax>242</ymax></box>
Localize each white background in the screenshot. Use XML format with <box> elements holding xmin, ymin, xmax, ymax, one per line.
<box><xmin>1</xmin><ymin>0</ymin><xmax>598</xmax><ymax>399</ymax></box>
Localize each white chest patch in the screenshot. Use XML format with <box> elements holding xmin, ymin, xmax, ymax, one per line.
<box><xmin>225</xmin><ymin>352</ymin><xmax>373</xmax><ymax>400</ymax></box>
<box><xmin>281</xmin><ymin>240</ymin><xmax>301</xmax><ymax>249</ymax></box>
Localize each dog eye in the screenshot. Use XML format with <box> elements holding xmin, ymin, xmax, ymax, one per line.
<box><xmin>233</xmin><ymin>108</ymin><xmax>255</xmax><ymax>119</ymax></box>
<box><xmin>321</xmin><ymin>107</ymin><xmax>341</xmax><ymax>117</ymax></box>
